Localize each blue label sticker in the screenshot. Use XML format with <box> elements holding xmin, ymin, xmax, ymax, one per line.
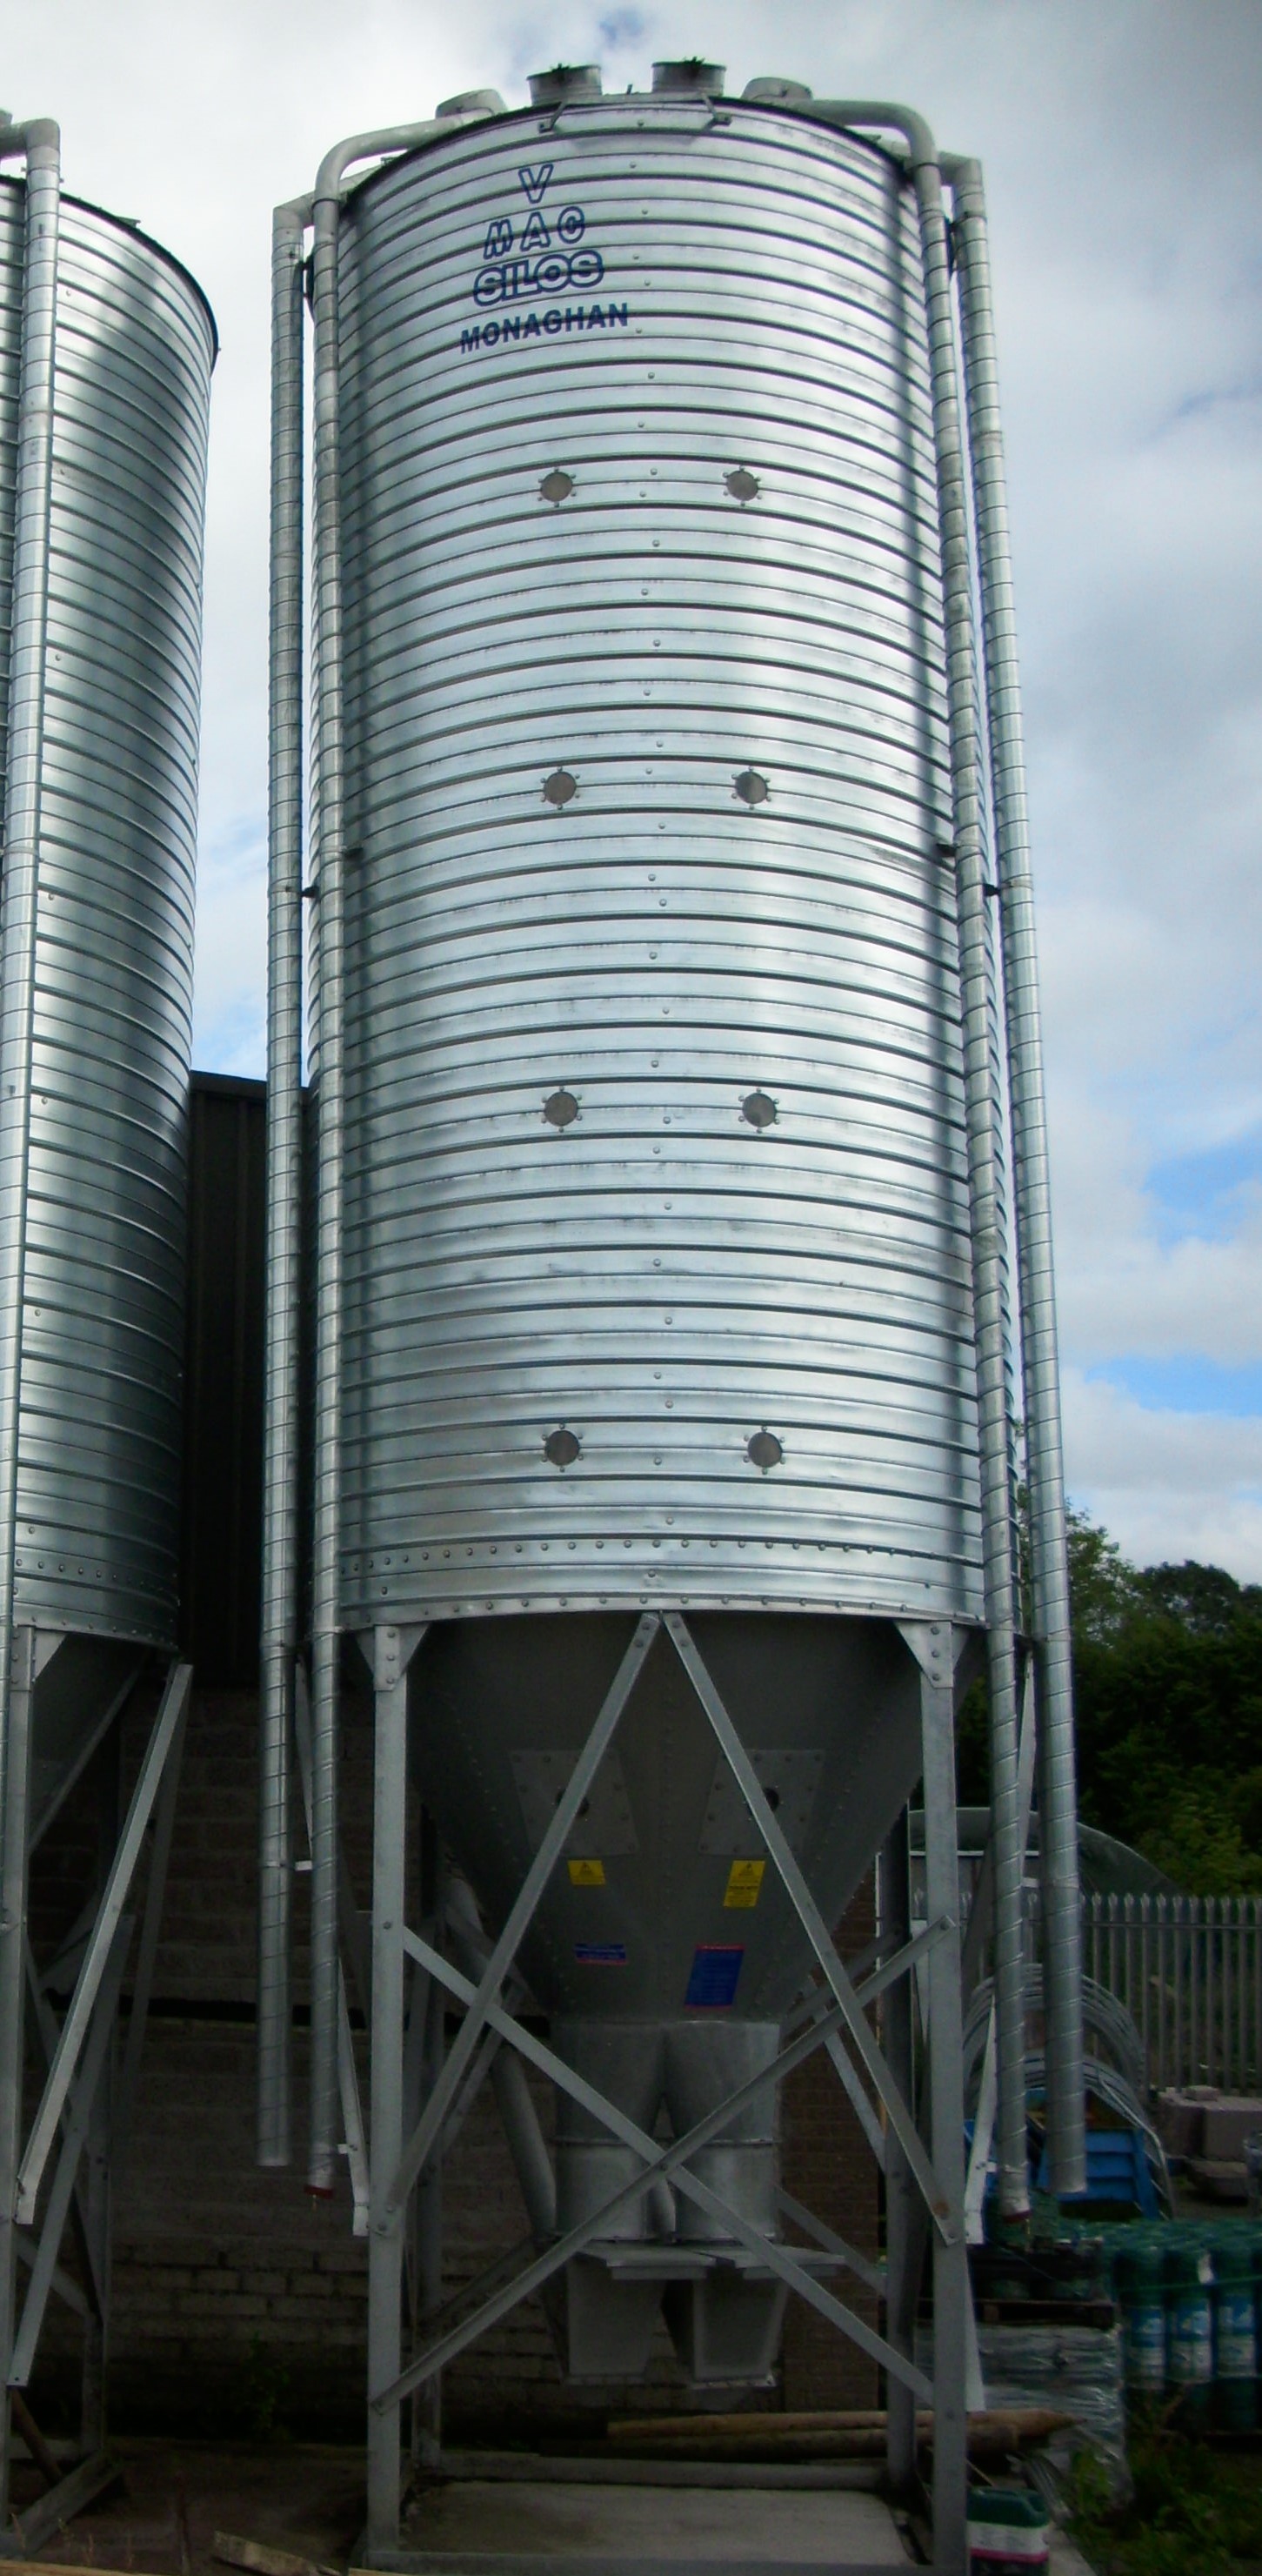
<box><xmin>685</xmin><ymin>1944</ymin><xmax>745</xmax><ymax>2008</ymax></box>
<box><xmin>574</xmin><ymin>1941</ymin><xmax>628</xmax><ymax>1965</ymax></box>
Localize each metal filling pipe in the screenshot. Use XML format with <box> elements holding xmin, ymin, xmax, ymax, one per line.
<box><xmin>0</xmin><ymin>111</ymin><xmax>59</xmax><ymax>1917</ymax></box>
<box><xmin>259</xmin><ymin>193</ymin><xmax>311</xmax><ymax>2171</ymax></box>
<box><xmin>945</xmin><ymin>156</ymin><xmax>1085</xmax><ymax>2196</ymax></box>
<box><xmin>304</xmin><ymin>104</ymin><xmax>500</xmax><ymax>2194</ymax></box>
<box><xmin>811</xmin><ymin>101</ymin><xmax>1029</xmax><ymax>2217</ymax></box>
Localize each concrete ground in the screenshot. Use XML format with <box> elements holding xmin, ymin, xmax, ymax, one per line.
<box><xmin>8</xmin><ymin>2437</ymin><xmax>1098</xmax><ymax>2573</ymax></box>
<box><xmin>402</xmin><ymin>2478</ymin><xmax>913</xmax><ymax>2563</ymax></box>
<box><xmin>18</xmin><ymin>2438</ymin><xmax>365</xmax><ymax>2571</ymax></box>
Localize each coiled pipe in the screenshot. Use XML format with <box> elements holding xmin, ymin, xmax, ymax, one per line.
<box><xmin>304</xmin><ymin>103</ymin><xmax>502</xmax><ymax>2195</ymax></box>
<box><xmin>0</xmin><ymin>112</ymin><xmax>59</xmax><ymax>1935</ymax></box>
<box><xmin>811</xmin><ymin>101</ymin><xmax>1030</xmax><ymax>2218</ymax></box>
<box><xmin>945</xmin><ymin>156</ymin><xmax>1085</xmax><ymax>2196</ymax></box>
<box><xmin>259</xmin><ymin>195</ymin><xmax>310</xmax><ymax>2171</ymax></box>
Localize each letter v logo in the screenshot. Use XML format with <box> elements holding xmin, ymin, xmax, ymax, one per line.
<box><xmin>517</xmin><ymin>163</ymin><xmax>554</xmax><ymax>205</ymax></box>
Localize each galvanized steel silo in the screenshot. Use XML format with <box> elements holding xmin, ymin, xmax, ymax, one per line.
<box><xmin>265</xmin><ymin>68</ymin><xmax>1084</xmax><ymax>2566</ymax></box>
<box><xmin>333</xmin><ymin>109</ymin><xmax>979</xmax><ymax>1623</ymax></box>
<box><xmin>0</xmin><ymin>165</ymin><xmax>213</xmax><ymax>1648</ymax></box>
<box><xmin>0</xmin><ymin>114</ymin><xmax>212</xmax><ymax>2533</ymax></box>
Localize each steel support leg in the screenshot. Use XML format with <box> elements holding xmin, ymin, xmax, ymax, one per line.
<box><xmin>882</xmin><ymin>1809</ymin><xmax>918</xmax><ymax>2499</ymax></box>
<box><xmin>80</xmin><ymin>1727</ymin><xmax>120</xmax><ymax>2456</ymax></box>
<box><xmin>411</xmin><ymin>1964</ymin><xmax>444</xmax><ymax>2466</ymax></box>
<box><xmin>0</xmin><ymin>1626</ymin><xmax>36</xmax><ymax>2526</ymax></box>
<box><xmin>18</xmin><ymin>1662</ymin><xmax>191</xmax><ymax>2221</ymax></box>
<box><xmin>917</xmin><ymin>1653</ymin><xmax>969</xmax><ymax>2576</ymax></box>
<box><xmin>367</xmin><ymin>1624</ymin><xmax>418</xmax><ymax>2553</ymax></box>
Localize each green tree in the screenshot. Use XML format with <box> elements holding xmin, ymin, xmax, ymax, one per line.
<box><xmin>1066</xmin><ymin>1507</ymin><xmax>1142</xmax><ymax>1643</ymax></box>
<box><xmin>1072</xmin><ymin>1536</ymin><xmax>1262</xmax><ymax>1891</ymax></box>
<box><xmin>955</xmin><ymin>1507</ymin><xmax>1262</xmax><ymax>1894</ymax></box>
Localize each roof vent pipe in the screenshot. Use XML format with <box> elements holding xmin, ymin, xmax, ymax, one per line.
<box><xmin>436</xmin><ymin>89</ymin><xmax>506</xmax><ymax>117</ymax></box>
<box><xmin>528</xmin><ymin>65</ymin><xmax>602</xmax><ymax>105</ymax></box>
<box><xmin>652</xmin><ymin>59</ymin><xmax>725</xmax><ymax>95</ymax></box>
<box><xmin>742</xmin><ymin>77</ymin><xmax>813</xmax><ymax>103</ymax></box>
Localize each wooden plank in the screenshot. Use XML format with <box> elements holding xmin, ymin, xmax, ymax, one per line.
<box><xmin>6</xmin><ymin>2451</ymin><xmax>123</xmax><ymax>2554</ymax></box>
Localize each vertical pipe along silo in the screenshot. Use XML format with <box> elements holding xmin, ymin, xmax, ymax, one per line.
<box><xmin>264</xmin><ymin>62</ymin><xmax>1084</xmax><ymax>2571</ymax></box>
<box><xmin>0</xmin><ymin>115</ymin><xmax>212</xmax><ymax>2536</ymax></box>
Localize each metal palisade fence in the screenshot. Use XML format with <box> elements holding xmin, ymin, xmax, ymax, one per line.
<box><xmin>1084</xmin><ymin>1893</ymin><xmax>1262</xmax><ymax>2096</ymax></box>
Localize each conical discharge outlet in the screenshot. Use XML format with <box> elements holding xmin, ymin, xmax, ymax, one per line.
<box><xmin>410</xmin><ymin>1610</ymin><xmax>926</xmax><ymax>2378</ymax></box>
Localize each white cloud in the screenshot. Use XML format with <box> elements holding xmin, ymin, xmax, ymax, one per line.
<box><xmin>1062</xmin><ymin>1370</ymin><xmax>1262</xmax><ymax>1579</ymax></box>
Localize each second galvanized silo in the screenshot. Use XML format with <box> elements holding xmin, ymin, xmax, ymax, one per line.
<box><xmin>0</xmin><ymin>164</ymin><xmax>211</xmax><ymax>1647</ymax></box>
<box><xmin>0</xmin><ymin>117</ymin><xmax>212</xmax><ymax>2526</ymax></box>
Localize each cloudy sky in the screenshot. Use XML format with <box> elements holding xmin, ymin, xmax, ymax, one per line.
<box><xmin>5</xmin><ymin>0</ymin><xmax>1260</xmax><ymax>1576</ymax></box>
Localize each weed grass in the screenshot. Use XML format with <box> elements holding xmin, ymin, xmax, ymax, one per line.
<box><xmin>1068</xmin><ymin>2418</ymin><xmax>1262</xmax><ymax>2574</ymax></box>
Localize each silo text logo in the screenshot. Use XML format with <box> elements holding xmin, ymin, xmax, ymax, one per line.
<box><xmin>459</xmin><ymin>159</ymin><xmax>631</xmax><ymax>357</ymax></box>
<box><xmin>474</xmin><ymin>249</ymin><xmax>604</xmax><ymax>304</ymax></box>
<box><xmin>461</xmin><ymin>306</ymin><xmax>629</xmax><ymax>353</ymax></box>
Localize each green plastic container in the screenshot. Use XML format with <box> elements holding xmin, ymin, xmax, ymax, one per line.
<box><xmin>1165</xmin><ymin>2238</ymin><xmax>1214</xmax><ymax>2429</ymax></box>
<box><xmin>1212</xmin><ymin>2233</ymin><xmax>1257</xmax><ymax>2430</ymax></box>
<box><xmin>967</xmin><ymin>2487</ymin><xmax>1050</xmax><ymax>2571</ymax></box>
<box><xmin>1116</xmin><ymin>2237</ymin><xmax>1165</xmax><ymax>2394</ymax></box>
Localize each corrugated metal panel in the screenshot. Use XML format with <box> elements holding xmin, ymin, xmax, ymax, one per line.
<box><xmin>0</xmin><ymin>180</ymin><xmax>213</xmax><ymax>1646</ymax></box>
<box><xmin>334</xmin><ymin>104</ymin><xmax>982</xmax><ymax>1626</ymax></box>
<box><xmin>180</xmin><ymin>1075</ymin><xmax>266</xmax><ymax>1686</ymax></box>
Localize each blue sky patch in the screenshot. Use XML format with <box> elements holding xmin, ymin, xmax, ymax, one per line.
<box><xmin>1088</xmin><ymin>1355</ymin><xmax>1262</xmax><ymax>1419</ymax></box>
<box><xmin>1144</xmin><ymin>1130</ymin><xmax>1262</xmax><ymax>1248</ymax></box>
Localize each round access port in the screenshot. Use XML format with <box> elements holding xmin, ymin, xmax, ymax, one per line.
<box><xmin>747</xmin><ymin>1429</ymin><xmax>784</xmax><ymax>1472</ymax></box>
<box><xmin>544</xmin><ymin>1427</ymin><xmax>582</xmax><ymax>1469</ymax></box>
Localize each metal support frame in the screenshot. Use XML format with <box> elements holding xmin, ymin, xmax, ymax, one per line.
<box><xmin>367</xmin><ymin>1622</ymin><xmax>427</xmax><ymax>2546</ymax></box>
<box><xmin>964</xmin><ymin>1656</ymin><xmax>1038</xmax><ymax>2241</ymax></box>
<box><xmin>358</xmin><ymin>1609</ymin><xmax>972</xmax><ymax>2573</ymax></box>
<box><xmin>0</xmin><ymin>1656</ymin><xmax>190</xmax><ymax>2541</ymax></box>
<box><xmin>900</xmin><ymin>1624</ymin><xmax>970</xmax><ymax>2576</ymax></box>
<box><xmin>880</xmin><ymin>1809</ymin><xmax>918</xmax><ymax>2499</ymax></box>
<box><xmin>294</xmin><ymin>1665</ymin><xmax>369</xmax><ymax>2232</ymax></box>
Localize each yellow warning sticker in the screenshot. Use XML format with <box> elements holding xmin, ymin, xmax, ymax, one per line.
<box><xmin>724</xmin><ymin>1859</ymin><xmax>765</xmax><ymax>1909</ymax></box>
<box><xmin>568</xmin><ymin>1857</ymin><xmax>606</xmax><ymax>1887</ymax></box>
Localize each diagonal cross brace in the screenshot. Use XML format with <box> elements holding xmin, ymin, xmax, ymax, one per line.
<box><xmin>23</xmin><ymin>1940</ymin><xmax>106</xmax><ymax>2322</ymax></box>
<box><xmin>114</xmin><ymin>1662</ymin><xmax>189</xmax><ymax>2178</ymax></box>
<box><xmin>384</xmin><ymin>1926</ymin><xmax>933</xmax><ymax>2410</ymax></box>
<box><xmin>823</xmin><ymin>2026</ymin><xmax>889</xmax><ymax>2172</ymax></box>
<box><xmin>17</xmin><ymin>1661</ymin><xmax>191</xmax><ymax>2225</ymax></box>
<box><xmin>385</xmin><ymin>1612</ymin><xmax>659</xmax><ymax>2215</ymax></box>
<box><xmin>776</xmin><ymin>2187</ymin><xmax>886</xmax><ymax>2300</ymax></box>
<box><xmin>664</xmin><ymin>1612</ymin><xmax>958</xmax><ymax>2241</ymax></box>
<box><xmin>10</xmin><ymin>1921</ymin><xmax>131</xmax><ymax>2384</ymax></box>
